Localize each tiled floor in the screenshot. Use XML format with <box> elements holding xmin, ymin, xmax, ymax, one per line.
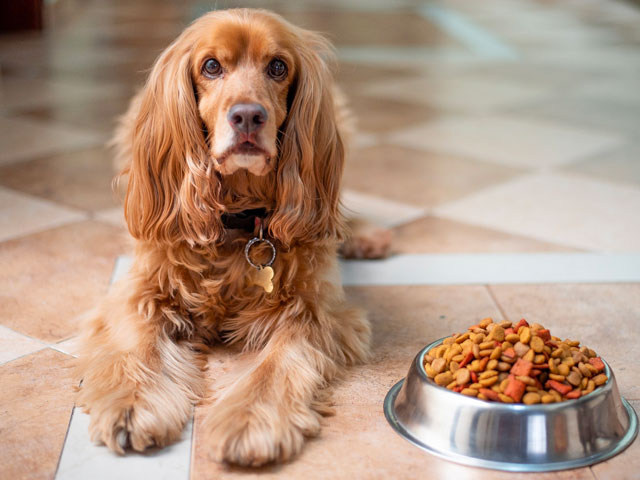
<box><xmin>1</xmin><ymin>0</ymin><xmax>639</xmax><ymax>479</ymax></box>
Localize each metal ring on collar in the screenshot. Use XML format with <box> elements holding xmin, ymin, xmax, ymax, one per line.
<box><xmin>244</xmin><ymin>237</ymin><xmax>276</xmax><ymax>269</ymax></box>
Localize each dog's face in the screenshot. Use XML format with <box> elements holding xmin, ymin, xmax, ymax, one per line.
<box><xmin>191</xmin><ymin>20</ymin><xmax>296</xmax><ymax>176</ymax></box>
<box><xmin>122</xmin><ymin>9</ymin><xmax>346</xmax><ymax>246</ymax></box>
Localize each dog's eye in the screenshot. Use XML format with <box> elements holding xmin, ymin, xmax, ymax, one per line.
<box><xmin>202</xmin><ymin>58</ymin><xmax>222</xmax><ymax>78</ymax></box>
<box><xmin>267</xmin><ymin>59</ymin><xmax>287</xmax><ymax>80</ymax></box>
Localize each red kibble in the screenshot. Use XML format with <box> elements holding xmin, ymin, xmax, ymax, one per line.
<box><xmin>565</xmin><ymin>389</ymin><xmax>581</xmax><ymax>399</ymax></box>
<box><xmin>459</xmin><ymin>352</ymin><xmax>474</xmax><ymax>368</ymax></box>
<box><xmin>502</xmin><ymin>348</ymin><xmax>516</xmax><ymax>359</ymax></box>
<box><xmin>589</xmin><ymin>357</ymin><xmax>605</xmax><ymax>372</ymax></box>
<box><xmin>547</xmin><ymin>380</ymin><xmax>572</xmax><ymax>395</ymax></box>
<box><xmin>514</xmin><ymin>319</ymin><xmax>529</xmax><ymax>330</ymax></box>
<box><xmin>537</xmin><ymin>329</ymin><xmax>551</xmax><ymax>342</ymax></box>
<box><xmin>504</xmin><ymin>375</ymin><xmax>527</xmax><ymax>402</ymax></box>
<box><xmin>480</xmin><ymin>388</ymin><xmax>500</xmax><ymax>401</ymax></box>
<box><xmin>511</xmin><ymin>358</ymin><xmax>533</xmax><ymax>377</ymax></box>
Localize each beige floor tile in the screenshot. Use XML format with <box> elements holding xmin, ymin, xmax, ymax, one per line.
<box><xmin>0</xmin><ymin>221</ymin><xmax>130</xmax><ymax>342</ymax></box>
<box><xmin>393</xmin><ymin>215</ymin><xmax>580</xmax><ymax>254</ymax></box>
<box><xmin>0</xmin><ymin>186</ymin><xmax>87</xmax><ymax>242</ymax></box>
<box><xmin>0</xmin><ymin>77</ymin><xmax>129</xmax><ymax>112</ymax></box>
<box><xmin>280</xmin><ymin>10</ymin><xmax>454</xmax><ymax>47</ymax></box>
<box><xmin>0</xmin><ymin>349</ymin><xmax>75</xmax><ymax>480</ymax></box>
<box><xmin>336</xmin><ymin>62</ymin><xmax>417</xmax><ymax>92</ymax></box>
<box><xmin>363</xmin><ymin>75</ymin><xmax>550</xmax><ymax>112</ymax></box>
<box><xmin>591</xmin><ymin>400</ymin><xmax>640</xmax><ymax>480</ymax></box>
<box><xmin>488</xmin><ymin>283</ymin><xmax>640</xmax><ymax>400</ymax></box>
<box><xmin>562</xmin><ymin>142</ymin><xmax>640</xmax><ymax>188</ymax></box>
<box><xmin>16</xmin><ymin>95</ymin><xmax>132</xmax><ymax>135</ymax></box>
<box><xmin>0</xmin><ymin>116</ymin><xmax>104</xmax><ymax>166</ymax></box>
<box><xmin>387</xmin><ymin>114</ymin><xmax>624</xmax><ymax>169</ymax></box>
<box><xmin>0</xmin><ymin>325</ymin><xmax>46</xmax><ymax>365</ymax></box>
<box><xmin>346</xmin><ymin>94</ymin><xmax>437</xmax><ymax>134</ymax></box>
<box><xmin>434</xmin><ymin>172</ymin><xmax>640</xmax><ymax>252</ymax></box>
<box><xmin>0</xmin><ymin>147</ymin><xmax>121</xmax><ymax>212</ymax></box>
<box><xmin>343</xmin><ymin>144</ymin><xmax>526</xmax><ymax>208</ymax></box>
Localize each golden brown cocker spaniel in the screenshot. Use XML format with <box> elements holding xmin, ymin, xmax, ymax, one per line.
<box><xmin>76</xmin><ymin>8</ymin><xmax>373</xmax><ymax>466</ymax></box>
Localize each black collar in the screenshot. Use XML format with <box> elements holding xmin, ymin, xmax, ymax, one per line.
<box><xmin>221</xmin><ymin>208</ymin><xmax>268</xmax><ymax>232</ymax></box>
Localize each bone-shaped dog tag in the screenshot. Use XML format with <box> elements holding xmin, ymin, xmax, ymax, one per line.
<box><xmin>251</xmin><ymin>266</ymin><xmax>274</xmax><ymax>293</ymax></box>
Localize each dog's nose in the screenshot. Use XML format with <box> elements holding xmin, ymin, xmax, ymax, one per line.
<box><xmin>227</xmin><ymin>103</ymin><xmax>267</xmax><ymax>134</ymax></box>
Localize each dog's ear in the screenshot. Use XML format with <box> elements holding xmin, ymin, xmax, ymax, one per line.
<box><xmin>268</xmin><ymin>30</ymin><xmax>346</xmax><ymax>247</ymax></box>
<box><xmin>119</xmin><ymin>31</ymin><xmax>223</xmax><ymax>246</ymax></box>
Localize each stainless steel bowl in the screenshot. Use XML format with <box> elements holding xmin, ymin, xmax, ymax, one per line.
<box><xmin>384</xmin><ymin>338</ymin><xmax>638</xmax><ymax>472</ymax></box>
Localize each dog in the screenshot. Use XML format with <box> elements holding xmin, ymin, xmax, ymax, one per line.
<box><xmin>76</xmin><ymin>8</ymin><xmax>375</xmax><ymax>467</ymax></box>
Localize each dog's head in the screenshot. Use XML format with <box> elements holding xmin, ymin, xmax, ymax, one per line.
<box><xmin>122</xmin><ymin>9</ymin><xmax>345</xmax><ymax>247</ymax></box>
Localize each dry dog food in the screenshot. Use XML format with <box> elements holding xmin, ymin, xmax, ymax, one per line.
<box><xmin>423</xmin><ymin>318</ymin><xmax>608</xmax><ymax>404</ymax></box>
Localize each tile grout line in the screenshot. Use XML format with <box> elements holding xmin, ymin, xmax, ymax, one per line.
<box><xmin>485</xmin><ymin>285</ymin><xmax>510</xmax><ymax>322</ymax></box>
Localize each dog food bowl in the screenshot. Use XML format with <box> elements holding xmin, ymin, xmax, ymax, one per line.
<box><xmin>384</xmin><ymin>338</ymin><xmax>638</xmax><ymax>472</ymax></box>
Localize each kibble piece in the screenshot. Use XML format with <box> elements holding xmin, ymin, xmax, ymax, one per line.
<box><xmin>593</xmin><ymin>373</ymin><xmax>608</xmax><ymax>386</ymax></box>
<box><xmin>435</xmin><ymin>371</ymin><xmax>454</xmax><ymax>386</ymax></box>
<box><xmin>461</xmin><ymin>388</ymin><xmax>478</xmax><ymax>397</ymax></box>
<box><xmin>566</xmin><ymin>370</ymin><xmax>582</xmax><ymax>387</ymax></box>
<box><xmin>530</xmin><ymin>335</ymin><xmax>544</xmax><ymax>353</ymax></box>
<box><xmin>557</xmin><ymin>363</ymin><xmax>570</xmax><ymax>376</ymax></box>
<box><xmin>456</xmin><ymin>368</ymin><xmax>471</xmax><ymax>386</ymax></box>
<box><xmin>431</xmin><ymin>357</ymin><xmax>446</xmax><ymax>374</ymax></box>
<box><xmin>487</xmin><ymin>325</ymin><xmax>505</xmax><ymax>342</ymax></box>
<box><xmin>523</xmin><ymin>392</ymin><xmax>541</xmax><ymax>405</ymax></box>
<box><xmin>520</xmin><ymin>327</ymin><xmax>532</xmax><ymax>345</ymax></box>
<box><xmin>513</xmin><ymin>341</ymin><xmax>530</xmax><ymax>358</ymax></box>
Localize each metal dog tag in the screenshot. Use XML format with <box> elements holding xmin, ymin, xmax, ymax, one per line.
<box><xmin>251</xmin><ymin>266</ymin><xmax>274</xmax><ymax>293</ymax></box>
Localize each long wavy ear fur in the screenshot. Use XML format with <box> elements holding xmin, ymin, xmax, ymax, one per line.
<box><xmin>268</xmin><ymin>29</ymin><xmax>346</xmax><ymax>247</ymax></box>
<box><xmin>119</xmin><ymin>28</ymin><xmax>223</xmax><ymax>246</ymax></box>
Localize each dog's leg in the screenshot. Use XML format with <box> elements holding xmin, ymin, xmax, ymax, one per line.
<box><xmin>204</xmin><ymin>301</ymin><xmax>370</xmax><ymax>466</ymax></box>
<box><xmin>75</xmin><ymin>277</ymin><xmax>205</xmax><ymax>454</ymax></box>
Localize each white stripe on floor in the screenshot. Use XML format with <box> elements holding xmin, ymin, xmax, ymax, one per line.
<box><xmin>56</xmin><ymin>409</ymin><xmax>193</xmax><ymax>480</ymax></box>
<box><xmin>418</xmin><ymin>4</ymin><xmax>517</xmax><ymax>60</ymax></box>
<box><xmin>111</xmin><ymin>253</ymin><xmax>640</xmax><ymax>287</ymax></box>
<box><xmin>340</xmin><ymin>253</ymin><xmax>640</xmax><ymax>286</ymax></box>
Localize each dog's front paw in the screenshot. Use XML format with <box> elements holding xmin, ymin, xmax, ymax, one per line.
<box><xmin>87</xmin><ymin>399</ymin><xmax>186</xmax><ymax>454</ymax></box>
<box><xmin>205</xmin><ymin>403</ymin><xmax>321</xmax><ymax>466</ymax></box>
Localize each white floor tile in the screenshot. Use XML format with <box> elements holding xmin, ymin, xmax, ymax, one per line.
<box><xmin>342</xmin><ymin>189</ymin><xmax>426</xmax><ymax>228</ymax></box>
<box><xmin>94</xmin><ymin>207</ymin><xmax>126</xmax><ymax>229</ymax></box>
<box><xmin>111</xmin><ymin>255</ymin><xmax>134</xmax><ymax>284</ymax></box>
<box><xmin>56</xmin><ymin>409</ymin><xmax>193</xmax><ymax>480</ymax></box>
<box><xmin>434</xmin><ymin>173</ymin><xmax>640</xmax><ymax>252</ymax></box>
<box><xmin>387</xmin><ymin>115</ymin><xmax>623</xmax><ymax>169</ymax></box>
<box><xmin>0</xmin><ymin>187</ymin><xmax>87</xmax><ymax>242</ymax></box>
<box><xmin>0</xmin><ymin>325</ymin><xmax>46</xmax><ymax>365</ymax></box>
